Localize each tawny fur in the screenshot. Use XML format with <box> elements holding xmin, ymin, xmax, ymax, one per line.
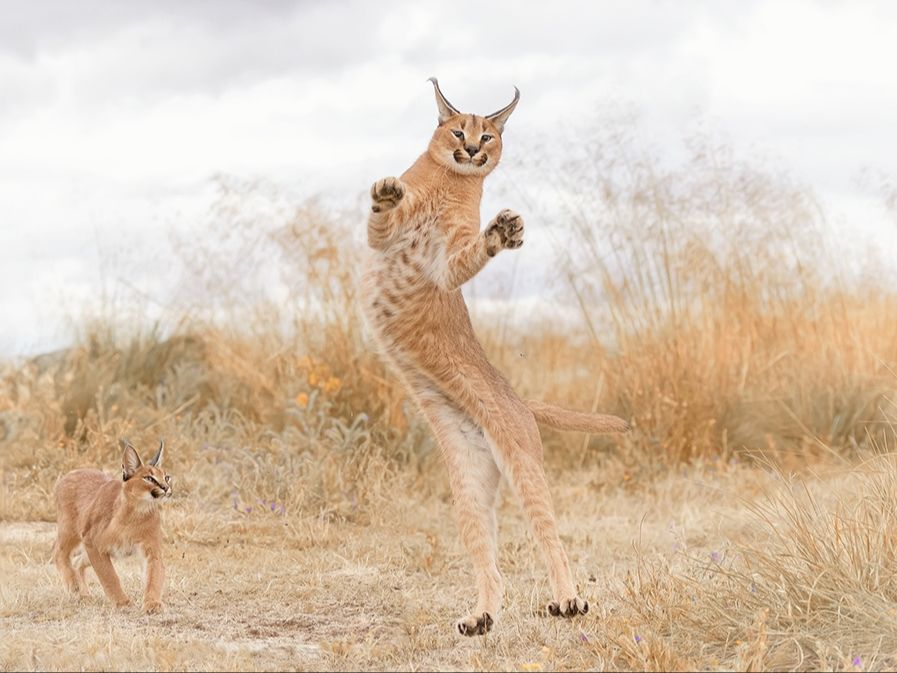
<box><xmin>53</xmin><ymin>439</ymin><xmax>172</xmax><ymax>614</ymax></box>
<box><xmin>360</xmin><ymin>79</ymin><xmax>629</xmax><ymax>636</ymax></box>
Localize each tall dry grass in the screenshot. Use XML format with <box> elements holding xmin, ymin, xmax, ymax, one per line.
<box><xmin>2</xmin><ymin>123</ymin><xmax>895</xmax><ymax>515</ymax></box>
<box><xmin>514</xmin><ymin>120</ymin><xmax>897</xmax><ymax>464</ymax></box>
<box><xmin>612</xmin><ymin>450</ymin><xmax>897</xmax><ymax>670</ymax></box>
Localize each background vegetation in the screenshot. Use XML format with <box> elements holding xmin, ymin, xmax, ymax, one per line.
<box><xmin>2</xmin><ymin>122</ymin><xmax>896</xmax><ymax>670</ymax></box>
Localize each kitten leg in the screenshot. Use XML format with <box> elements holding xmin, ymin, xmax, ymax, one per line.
<box><xmin>142</xmin><ymin>546</ymin><xmax>165</xmax><ymax>614</ymax></box>
<box><xmin>71</xmin><ymin>544</ymin><xmax>92</xmax><ymax>596</ymax></box>
<box><xmin>53</xmin><ymin>530</ymin><xmax>83</xmax><ymax>595</ymax></box>
<box><xmin>83</xmin><ymin>542</ymin><xmax>130</xmax><ymax>608</ymax></box>
<box><xmin>413</xmin><ymin>382</ymin><xmax>504</xmax><ymax>636</ymax></box>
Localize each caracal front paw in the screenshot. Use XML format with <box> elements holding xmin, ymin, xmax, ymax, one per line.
<box><xmin>370</xmin><ymin>177</ymin><xmax>406</xmax><ymax>213</ymax></box>
<box><xmin>547</xmin><ymin>596</ymin><xmax>589</xmax><ymax>618</ymax></box>
<box><xmin>484</xmin><ymin>209</ymin><xmax>524</xmax><ymax>257</ymax></box>
<box><xmin>456</xmin><ymin>611</ymin><xmax>494</xmax><ymax>637</ymax></box>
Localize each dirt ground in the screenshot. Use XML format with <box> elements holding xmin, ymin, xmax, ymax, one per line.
<box><xmin>1</xmin><ymin>457</ymin><xmax>826</xmax><ymax>672</ymax></box>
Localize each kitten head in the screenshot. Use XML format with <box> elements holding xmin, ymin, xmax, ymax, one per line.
<box><xmin>120</xmin><ymin>439</ymin><xmax>173</xmax><ymax>503</ymax></box>
<box><xmin>426</xmin><ymin>78</ymin><xmax>519</xmax><ymax>177</ymax></box>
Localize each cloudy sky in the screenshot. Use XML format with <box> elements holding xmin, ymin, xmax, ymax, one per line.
<box><xmin>2</xmin><ymin>0</ymin><xmax>896</xmax><ymax>357</ymax></box>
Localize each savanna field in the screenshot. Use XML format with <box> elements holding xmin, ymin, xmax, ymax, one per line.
<box><xmin>2</xmin><ymin>130</ymin><xmax>897</xmax><ymax>671</ymax></box>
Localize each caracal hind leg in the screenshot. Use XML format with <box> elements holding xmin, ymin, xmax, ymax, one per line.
<box><xmin>488</xmin><ymin>418</ymin><xmax>588</xmax><ymax>617</ymax></box>
<box><xmin>412</xmin><ymin>379</ymin><xmax>504</xmax><ymax>636</ymax></box>
<box><xmin>431</xmin><ymin>364</ymin><xmax>588</xmax><ymax>617</ymax></box>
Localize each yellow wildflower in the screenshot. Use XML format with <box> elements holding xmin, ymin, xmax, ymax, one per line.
<box><xmin>295</xmin><ymin>392</ymin><xmax>309</xmax><ymax>409</ymax></box>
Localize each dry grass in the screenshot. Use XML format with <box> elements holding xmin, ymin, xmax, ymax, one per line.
<box><xmin>3</xmin><ymin>448</ymin><xmax>896</xmax><ymax>671</ymax></box>
<box><xmin>2</xmin><ymin>125</ymin><xmax>897</xmax><ymax>670</ymax></box>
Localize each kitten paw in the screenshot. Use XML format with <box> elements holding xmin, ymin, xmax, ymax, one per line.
<box><xmin>370</xmin><ymin>177</ymin><xmax>406</xmax><ymax>213</ymax></box>
<box><xmin>456</xmin><ymin>611</ymin><xmax>493</xmax><ymax>637</ymax></box>
<box><xmin>485</xmin><ymin>209</ymin><xmax>524</xmax><ymax>256</ymax></box>
<box><xmin>143</xmin><ymin>600</ymin><xmax>163</xmax><ymax>614</ymax></box>
<box><xmin>547</xmin><ymin>596</ymin><xmax>589</xmax><ymax>618</ymax></box>
<box><xmin>66</xmin><ymin>587</ymin><xmax>90</xmax><ymax>600</ymax></box>
<box><xmin>114</xmin><ymin>597</ymin><xmax>132</xmax><ymax>609</ymax></box>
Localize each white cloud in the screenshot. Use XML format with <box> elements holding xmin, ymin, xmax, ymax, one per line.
<box><xmin>1</xmin><ymin>0</ymin><xmax>896</xmax><ymax>357</ymax></box>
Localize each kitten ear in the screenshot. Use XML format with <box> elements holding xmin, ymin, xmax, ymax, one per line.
<box><xmin>120</xmin><ymin>438</ymin><xmax>142</xmax><ymax>481</ymax></box>
<box><xmin>148</xmin><ymin>439</ymin><xmax>164</xmax><ymax>467</ymax></box>
<box><xmin>485</xmin><ymin>86</ymin><xmax>520</xmax><ymax>134</ymax></box>
<box><xmin>428</xmin><ymin>77</ymin><xmax>460</xmax><ymax>124</ymax></box>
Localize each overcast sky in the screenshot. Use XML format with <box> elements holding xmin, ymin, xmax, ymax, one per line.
<box><xmin>2</xmin><ymin>0</ymin><xmax>896</xmax><ymax>357</ymax></box>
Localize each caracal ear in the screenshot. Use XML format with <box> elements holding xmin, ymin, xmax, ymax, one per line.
<box><xmin>148</xmin><ymin>439</ymin><xmax>164</xmax><ymax>467</ymax></box>
<box><xmin>485</xmin><ymin>86</ymin><xmax>520</xmax><ymax>134</ymax></box>
<box><xmin>120</xmin><ymin>438</ymin><xmax>142</xmax><ymax>481</ymax></box>
<box><xmin>428</xmin><ymin>77</ymin><xmax>461</xmax><ymax>125</ymax></box>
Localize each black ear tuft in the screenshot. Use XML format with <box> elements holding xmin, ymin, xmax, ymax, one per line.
<box><xmin>428</xmin><ymin>77</ymin><xmax>461</xmax><ymax>124</ymax></box>
<box><xmin>148</xmin><ymin>439</ymin><xmax>164</xmax><ymax>467</ymax></box>
<box><xmin>485</xmin><ymin>86</ymin><xmax>520</xmax><ymax>134</ymax></box>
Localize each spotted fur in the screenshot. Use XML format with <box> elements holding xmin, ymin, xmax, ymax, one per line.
<box><xmin>361</xmin><ymin>79</ymin><xmax>629</xmax><ymax>635</ymax></box>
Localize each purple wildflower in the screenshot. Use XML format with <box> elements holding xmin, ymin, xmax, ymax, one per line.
<box><xmin>634</xmin><ymin>634</ymin><xmax>642</xmax><ymax>644</ymax></box>
<box><xmin>710</xmin><ymin>551</ymin><xmax>721</xmax><ymax>563</ymax></box>
<box><xmin>579</xmin><ymin>631</ymin><xmax>589</xmax><ymax>644</ymax></box>
<box><xmin>853</xmin><ymin>656</ymin><xmax>862</xmax><ymax>667</ymax></box>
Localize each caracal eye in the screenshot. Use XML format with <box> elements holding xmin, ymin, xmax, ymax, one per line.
<box><xmin>164</xmin><ymin>475</ymin><xmax>171</xmax><ymax>483</ymax></box>
<box><xmin>452</xmin><ymin>130</ymin><xmax>464</xmax><ymax>139</ymax></box>
<box><xmin>481</xmin><ymin>134</ymin><xmax>492</xmax><ymax>142</ymax></box>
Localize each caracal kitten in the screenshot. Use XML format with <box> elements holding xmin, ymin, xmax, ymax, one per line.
<box><xmin>361</xmin><ymin>79</ymin><xmax>630</xmax><ymax>635</ymax></box>
<box><xmin>53</xmin><ymin>439</ymin><xmax>173</xmax><ymax>613</ymax></box>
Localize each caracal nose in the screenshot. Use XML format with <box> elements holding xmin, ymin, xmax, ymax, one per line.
<box><xmin>465</xmin><ymin>145</ymin><xmax>478</xmax><ymax>157</ymax></box>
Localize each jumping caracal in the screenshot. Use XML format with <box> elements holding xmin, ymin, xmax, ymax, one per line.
<box><xmin>53</xmin><ymin>439</ymin><xmax>172</xmax><ymax>613</ymax></box>
<box><xmin>361</xmin><ymin>79</ymin><xmax>629</xmax><ymax>636</ymax></box>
